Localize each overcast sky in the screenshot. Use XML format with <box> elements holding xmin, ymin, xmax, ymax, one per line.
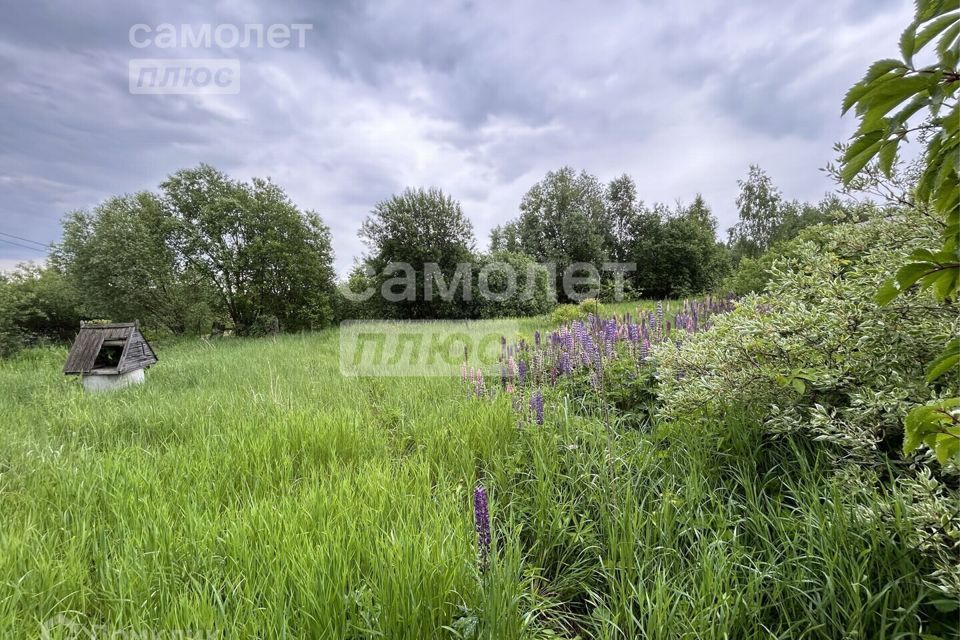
<box><xmin>0</xmin><ymin>0</ymin><xmax>911</xmax><ymax>275</ymax></box>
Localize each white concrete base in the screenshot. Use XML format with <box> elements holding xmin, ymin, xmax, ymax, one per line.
<box><xmin>81</xmin><ymin>369</ymin><xmax>145</xmax><ymax>392</ymax></box>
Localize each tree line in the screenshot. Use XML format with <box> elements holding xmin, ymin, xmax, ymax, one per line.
<box><xmin>0</xmin><ymin>162</ymin><xmax>858</xmax><ymax>355</ymax></box>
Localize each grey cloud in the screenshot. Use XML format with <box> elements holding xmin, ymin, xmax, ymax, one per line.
<box><xmin>0</xmin><ymin>0</ymin><xmax>913</xmax><ymax>273</ymax></box>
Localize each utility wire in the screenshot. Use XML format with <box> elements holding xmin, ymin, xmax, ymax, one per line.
<box><xmin>0</xmin><ymin>237</ymin><xmax>49</xmax><ymax>254</ymax></box>
<box><xmin>0</xmin><ymin>231</ymin><xmax>51</xmax><ymax>248</ymax></box>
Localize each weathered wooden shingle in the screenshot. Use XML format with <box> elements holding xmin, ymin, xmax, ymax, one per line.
<box><xmin>63</xmin><ymin>323</ymin><xmax>158</xmax><ymax>375</ymax></box>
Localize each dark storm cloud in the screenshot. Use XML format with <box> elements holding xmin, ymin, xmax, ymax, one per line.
<box><xmin>0</xmin><ymin>0</ymin><xmax>912</xmax><ymax>273</ymax></box>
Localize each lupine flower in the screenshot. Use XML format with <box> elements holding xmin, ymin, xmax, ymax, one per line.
<box><xmin>534</xmin><ymin>330</ymin><xmax>541</xmax><ymax>347</ymax></box>
<box><xmin>473</xmin><ymin>369</ymin><xmax>485</xmax><ymax>398</ymax></box>
<box><xmin>530</xmin><ymin>391</ymin><xmax>544</xmax><ymax>425</ymax></box>
<box><xmin>474</xmin><ymin>485</ymin><xmax>491</xmax><ymax>570</ymax></box>
<box><xmin>604</xmin><ymin>319</ymin><xmax>617</xmax><ymax>355</ymax></box>
<box><xmin>559</xmin><ymin>351</ymin><xmax>572</xmax><ymax>375</ymax></box>
<box><xmin>518</xmin><ymin>360</ymin><xmax>527</xmax><ymax>384</ymax></box>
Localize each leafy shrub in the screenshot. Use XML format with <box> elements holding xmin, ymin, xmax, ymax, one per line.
<box><xmin>474</xmin><ymin>251</ymin><xmax>554</xmax><ymax>319</ymax></box>
<box><xmin>247</xmin><ymin>314</ymin><xmax>281</xmax><ymax>337</ymax></box>
<box><xmin>577</xmin><ymin>298</ymin><xmax>605</xmax><ymax>317</ymax></box>
<box><xmin>722</xmin><ymin>255</ymin><xmax>773</xmax><ymax>296</ymax></box>
<box><xmin>550</xmin><ymin>304</ymin><xmax>585</xmax><ymax>325</ymax></box>
<box><xmin>0</xmin><ymin>265</ymin><xmax>83</xmax><ymax>357</ymax></box>
<box><xmin>656</xmin><ymin>210</ymin><xmax>960</xmax><ymax>596</ymax></box>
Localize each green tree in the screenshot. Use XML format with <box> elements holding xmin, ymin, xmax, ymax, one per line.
<box><xmin>728</xmin><ymin>165</ymin><xmax>784</xmax><ymax>262</ymax></box>
<box><xmin>161</xmin><ymin>165</ymin><xmax>337</xmax><ymax>333</ymax></box>
<box><xmin>358</xmin><ymin>187</ymin><xmax>476</xmax><ymax>319</ymax></box>
<box><xmin>489</xmin><ymin>221</ymin><xmax>521</xmax><ymax>254</ymax></box>
<box><xmin>625</xmin><ymin>199</ymin><xmax>728</xmax><ymax>298</ymax></box>
<box><xmin>840</xmin><ymin>0</ymin><xmax>959</xmax><ymax>466</ymax></box>
<box><xmin>661</xmin><ymin>198</ymin><xmax>730</xmax><ymax>297</ymax></box>
<box><xmin>0</xmin><ymin>264</ymin><xmax>83</xmax><ymax>356</ymax></box>
<box><xmin>605</xmin><ymin>174</ymin><xmax>639</xmax><ymax>263</ymax></box>
<box><xmin>472</xmin><ymin>251</ymin><xmax>554</xmax><ymax>318</ymax></box>
<box><xmin>53</xmin><ymin>192</ymin><xmax>198</xmax><ymax>334</ymax></box>
<box><xmin>625</xmin><ymin>202</ymin><xmax>666</xmax><ymax>297</ymax></box>
<box><xmin>516</xmin><ymin>167</ymin><xmax>609</xmax><ymax>301</ymax></box>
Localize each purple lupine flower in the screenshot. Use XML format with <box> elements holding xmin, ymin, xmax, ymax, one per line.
<box><xmin>604</xmin><ymin>319</ymin><xmax>617</xmax><ymax>355</ymax></box>
<box><xmin>530</xmin><ymin>391</ymin><xmax>544</xmax><ymax>425</ymax></box>
<box><xmin>559</xmin><ymin>351</ymin><xmax>572</xmax><ymax>375</ymax></box>
<box><xmin>474</xmin><ymin>485</ymin><xmax>491</xmax><ymax>570</ymax></box>
<box><xmin>474</xmin><ymin>369</ymin><xmax>486</xmax><ymax>398</ymax></box>
<box><xmin>518</xmin><ymin>360</ymin><xmax>527</xmax><ymax>384</ymax></box>
<box><xmin>580</xmin><ymin>331</ymin><xmax>596</xmax><ymax>362</ymax></box>
<box><xmin>534</xmin><ymin>330</ymin><xmax>541</xmax><ymax>347</ymax></box>
<box><xmin>572</xmin><ymin>320</ymin><xmax>587</xmax><ymax>350</ymax></box>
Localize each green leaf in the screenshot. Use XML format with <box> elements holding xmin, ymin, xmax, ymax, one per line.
<box><xmin>895</xmin><ymin>261</ymin><xmax>938</xmax><ymax>289</ymax></box>
<box><xmin>842</xmin><ymin>60</ymin><xmax>907</xmax><ymax>115</ymax></box>
<box><xmin>933</xmin><ymin>431</ymin><xmax>959</xmax><ymax>464</ymax></box>
<box><xmin>933</xmin><ymin>143</ymin><xmax>958</xmax><ymax>192</ymax></box>
<box><xmin>930</xmin><ymin>265</ymin><xmax>959</xmax><ymax>300</ymax></box>
<box><xmin>859</xmin><ymin>74</ymin><xmax>935</xmax><ymax>110</ymax></box>
<box><xmin>844</xmin><ymin>130</ymin><xmax>884</xmax><ymax>160</ymax></box>
<box><xmin>909</xmin><ymin>248</ymin><xmax>938</xmax><ymax>261</ymax></box>
<box><xmin>841</xmin><ymin>137</ymin><xmax>883</xmax><ymax>184</ymax></box>
<box><xmin>937</xmin><ymin>21</ymin><xmax>960</xmax><ymax>58</ymax></box>
<box><xmin>875</xmin><ymin>278</ymin><xmax>901</xmax><ymax>305</ymax></box>
<box><xmin>904</xmin><ymin>398</ymin><xmax>960</xmax><ymax>462</ymax></box>
<box><xmin>917</xmin><ymin>133</ymin><xmax>944</xmax><ymax>200</ymax></box>
<box><xmin>900</xmin><ymin>23</ymin><xmax>917</xmax><ymax>65</ymax></box>
<box><xmin>878</xmin><ymin>141</ymin><xmax>898</xmax><ymax>177</ymax></box>
<box><xmin>927</xmin><ymin>338</ymin><xmax>960</xmax><ymax>382</ymax></box>
<box><xmin>790</xmin><ymin>377</ymin><xmax>806</xmax><ymax>394</ymax></box>
<box><xmin>888</xmin><ymin>93</ymin><xmax>931</xmax><ymax>131</ymax></box>
<box><xmin>914</xmin><ymin>12</ymin><xmax>959</xmax><ymax>50</ymax></box>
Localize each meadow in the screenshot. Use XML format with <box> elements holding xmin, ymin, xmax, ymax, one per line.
<box><xmin>0</xmin><ymin>302</ymin><xmax>945</xmax><ymax>639</ymax></box>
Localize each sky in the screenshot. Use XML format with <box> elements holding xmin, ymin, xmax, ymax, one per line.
<box><xmin>0</xmin><ymin>0</ymin><xmax>912</xmax><ymax>275</ymax></box>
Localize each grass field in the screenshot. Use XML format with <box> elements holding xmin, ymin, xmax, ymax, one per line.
<box><xmin>0</xmin><ymin>308</ymin><xmax>943</xmax><ymax>638</ymax></box>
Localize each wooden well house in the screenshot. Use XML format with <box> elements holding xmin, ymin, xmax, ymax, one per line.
<box><xmin>63</xmin><ymin>322</ymin><xmax>158</xmax><ymax>392</ymax></box>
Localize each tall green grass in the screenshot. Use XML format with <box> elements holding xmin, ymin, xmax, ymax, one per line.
<box><xmin>0</xmin><ymin>322</ymin><xmax>945</xmax><ymax>638</ymax></box>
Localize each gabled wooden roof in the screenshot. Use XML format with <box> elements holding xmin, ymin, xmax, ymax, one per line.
<box><xmin>63</xmin><ymin>322</ymin><xmax>158</xmax><ymax>375</ymax></box>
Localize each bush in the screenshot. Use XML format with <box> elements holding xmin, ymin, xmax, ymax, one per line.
<box><xmin>0</xmin><ymin>265</ymin><xmax>82</xmax><ymax>357</ymax></box>
<box><xmin>550</xmin><ymin>304</ymin><xmax>585</xmax><ymax>325</ymax></box>
<box><xmin>577</xmin><ymin>298</ymin><xmax>605</xmax><ymax>316</ymax></box>
<box><xmin>474</xmin><ymin>251</ymin><xmax>554</xmax><ymax>319</ymax></box>
<box><xmin>722</xmin><ymin>255</ymin><xmax>772</xmax><ymax>296</ymax></box>
<box><xmin>656</xmin><ymin>209</ymin><xmax>960</xmax><ymax>596</ymax></box>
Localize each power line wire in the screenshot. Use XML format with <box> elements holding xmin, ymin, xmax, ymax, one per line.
<box><xmin>0</xmin><ymin>237</ymin><xmax>49</xmax><ymax>254</ymax></box>
<box><xmin>0</xmin><ymin>231</ymin><xmax>51</xmax><ymax>248</ymax></box>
